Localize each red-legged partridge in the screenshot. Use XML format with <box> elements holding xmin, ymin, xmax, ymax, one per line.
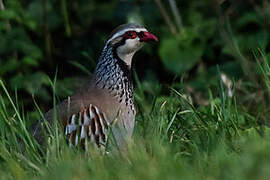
<box><xmin>34</xmin><ymin>23</ymin><xmax>158</xmax><ymax>150</ymax></box>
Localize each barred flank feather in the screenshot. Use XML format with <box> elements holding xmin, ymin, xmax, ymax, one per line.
<box><xmin>65</xmin><ymin>104</ymin><xmax>109</xmax><ymax>149</ymax></box>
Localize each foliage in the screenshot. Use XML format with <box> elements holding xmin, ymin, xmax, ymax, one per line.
<box><xmin>0</xmin><ymin>0</ymin><xmax>270</xmax><ymax>179</ymax></box>
<box><xmin>0</xmin><ymin>0</ymin><xmax>270</xmax><ymax>102</ymax></box>
<box><xmin>1</xmin><ymin>64</ymin><xmax>270</xmax><ymax>179</ymax></box>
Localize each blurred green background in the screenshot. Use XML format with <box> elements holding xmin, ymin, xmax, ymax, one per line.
<box><xmin>1</xmin><ymin>0</ymin><xmax>270</xmax><ymax>113</ymax></box>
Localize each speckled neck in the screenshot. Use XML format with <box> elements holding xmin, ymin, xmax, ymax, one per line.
<box><xmin>94</xmin><ymin>44</ymin><xmax>135</xmax><ymax>113</ymax></box>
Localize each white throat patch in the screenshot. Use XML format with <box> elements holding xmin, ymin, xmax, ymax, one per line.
<box><xmin>116</xmin><ymin>37</ymin><xmax>144</xmax><ymax>66</ymax></box>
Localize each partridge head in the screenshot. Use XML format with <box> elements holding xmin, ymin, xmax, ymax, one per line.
<box><xmin>107</xmin><ymin>24</ymin><xmax>158</xmax><ymax>66</ymax></box>
<box><xmin>34</xmin><ymin>23</ymin><xmax>158</xmax><ymax>151</ymax></box>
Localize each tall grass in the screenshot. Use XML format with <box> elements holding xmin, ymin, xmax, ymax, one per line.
<box><xmin>0</xmin><ymin>54</ymin><xmax>270</xmax><ymax>180</ymax></box>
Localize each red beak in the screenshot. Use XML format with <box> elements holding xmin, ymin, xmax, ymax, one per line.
<box><xmin>140</xmin><ymin>32</ymin><xmax>158</xmax><ymax>42</ymax></box>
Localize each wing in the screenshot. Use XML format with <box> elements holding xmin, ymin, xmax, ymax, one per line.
<box><xmin>33</xmin><ymin>82</ymin><xmax>119</xmax><ymax>149</ymax></box>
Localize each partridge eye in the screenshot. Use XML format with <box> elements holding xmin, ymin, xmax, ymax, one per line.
<box><xmin>130</xmin><ymin>32</ymin><xmax>137</xmax><ymax>39</ymax></box>
<box><xmin>126</xmin><ymin>31</ymin><xmax>137</xmax><ymax>39</ymax></box>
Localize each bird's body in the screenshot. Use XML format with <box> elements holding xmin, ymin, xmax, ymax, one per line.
<box><xmin>34</xmin><ymin>23</ymin><xmax>158</xmax><ymax>150</ymax></box>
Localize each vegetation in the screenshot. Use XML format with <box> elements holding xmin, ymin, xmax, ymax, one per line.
<box><xmin>0</xmin><ymin>0</ymin><xmax>270</xmax><ymax>179</ymax></box>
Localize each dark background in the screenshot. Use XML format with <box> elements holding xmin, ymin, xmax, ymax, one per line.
<box><xmin>0</xmin><ymin>0</ymin><xmax>269</xmax><ymax>121</ymax></box>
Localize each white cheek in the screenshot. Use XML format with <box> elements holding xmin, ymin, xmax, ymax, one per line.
<box><xmin>117</xmin><ymin>37</ymin><xmax>142</xmax><ymax>55</ymax></box>
<box><xmin>116</xmin><ymin>37</ymin><xmax>144</xmax><ymax>66</ymax></box>
<box><xmin>125</xmin><ymin>38</ymin><xmax>141</xmax><ymax>50</ymax></box>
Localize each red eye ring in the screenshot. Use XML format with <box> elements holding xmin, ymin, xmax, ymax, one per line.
<box><xmin>130</xmin><ymin>32</ymin><xmax>137</xmax><ymax>39</ymax></box>
<box><xmin>124</xmin><ymin>31</ymin><xmax>137</xmax><ymax>39</ymax></box>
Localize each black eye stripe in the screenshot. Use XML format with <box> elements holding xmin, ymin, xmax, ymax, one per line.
<box><xmin>137</xmin><ymin>32</ymin><xmax>144</xmax><ymax>38</ymax></box>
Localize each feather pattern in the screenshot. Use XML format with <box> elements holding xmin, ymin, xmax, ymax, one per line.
<box><xmin>95</xmin><ymin>44</ymin><xmax>135</xmax><ymax>114</ymax></box>
<box><xmin>65</xmin><ymin>104</ymin><xmax>109</xmax><ymax>149</ymax></box>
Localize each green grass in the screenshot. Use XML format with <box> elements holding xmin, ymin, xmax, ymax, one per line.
<box><xmin>0</xmin><ymin>53</ymin><xmax>270</xmax><ymax>180</ymax></box>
